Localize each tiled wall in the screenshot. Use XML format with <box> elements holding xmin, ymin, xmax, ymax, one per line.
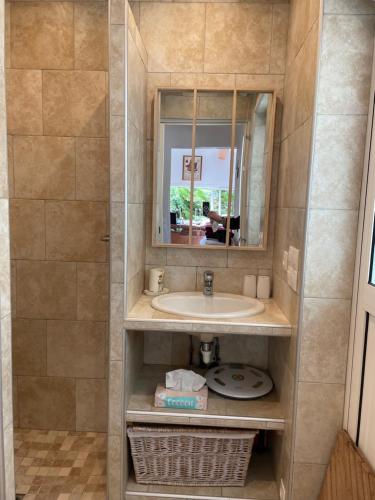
<box><xmin>291</xmin><ymin>1</ymin><xmax>375</xmax><ymax>498</ymax></box>
<box><xmin>107</xmin><ymin>2</ymin><xmax>148</xmax><ymax>497</ymax></box>
<box><xmin>5</xmin><ymin>0</ymin><xmax>109</xmax><ymax>432</ymax></box>
<box><xmin>144</xmin><ymin>332</ymin><xmax>269</xmax><ymax>368</ymax></box>
<box><xmin>128</xmin><ymin>0</ymin><xmax>289</xmax><ymax>298</ymax></box>
<box><xmin>269</xmin><ymin>0</ymin><xmax>321</xmax><ymax>494</ymax></box>
<box><xmin>0</xmin><ymin>8</ymin><xmax>15</xmax><ymax>491</ymax></box>
<box><xmin>128</xmin><ymin>0</ymin><xmax>290</xmax><ymax>368</ymax></box>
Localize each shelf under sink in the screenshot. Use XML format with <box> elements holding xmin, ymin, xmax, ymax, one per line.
<box><xmin>125</xmin><ymin>450</ymin><xmax>279</xmax><ymax>500</ymax></box>
<box><xmin>126</xmin><ymin>364</ymin><xmax>285</xmax><ymax>431</ymax></box>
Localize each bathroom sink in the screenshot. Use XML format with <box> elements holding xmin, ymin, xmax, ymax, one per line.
<box><xmin>151</xmin><ymin>292</ymin><xmax>265</xmax><ymax>319</ymax></box>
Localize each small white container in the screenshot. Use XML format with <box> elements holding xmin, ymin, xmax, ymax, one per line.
<box><xmin>242</xmin><ymin>275</ymin><xmax>257</xmax><ymax>298</ymax></box>
<box><xmin>257</xmin><ymin>276</ymin><xmax>271</xmax><ymax>299</ymax></box>
<box><xmin>149</xmin><ymin>268</ymin><xmax>165</xmax><ymax>293</ymax></box>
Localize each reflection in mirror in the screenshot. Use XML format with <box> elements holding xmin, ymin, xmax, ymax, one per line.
<box><xmin>193</xmin><ymin>91</ymin><xmax>234</xmax><ymax>247</ymax></box>
<box><xmin>233</xmin><ymin>92</ymin><xmax>272</xmax><ymax>247</ymax></box>
<box><xmin>153</xmin><ymin>88</ymin><xmax>274</xmax><ymax>249</ymax></box>
<box><xmin>154</xmin><ymin>90</ymin><xmax>194</xmax><ymax>245</ymax></box>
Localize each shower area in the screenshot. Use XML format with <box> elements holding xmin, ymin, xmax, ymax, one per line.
<box><xmin>5</xmin><ymin>0</ymin><xmax>110</xmax><ymax>496</ymax></box>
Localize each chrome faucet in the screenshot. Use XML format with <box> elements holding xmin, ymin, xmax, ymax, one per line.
<box><xmin>203</xmin><ymin>270</ymin><xmax>214</xmax><ymax>296</ymax></box>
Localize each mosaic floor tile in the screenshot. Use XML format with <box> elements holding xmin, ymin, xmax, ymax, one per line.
<box><xmin>14</xmin><ymin>429</ymin><xmax>107</xmax><ymax>500</ymax></box>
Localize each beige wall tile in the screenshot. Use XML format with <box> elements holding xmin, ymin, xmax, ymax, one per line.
<box><xmin>5</xmin><ymin>1</ymin><xmax>11</xmax><ymax>69</ymax></box>
<box><xmin>129</xmin><ymin>2</ymin><xmax>140</xmax><ymax>30</ymax></box>
<box><xmin>45</xmin><ymin>201</ymin><xmax>107</xmax><ymax>262</ymax></box>
<box><xmin>171</xmin><ymin>73</ymin><xmax>235</xmax><ymax>89</ymax></box>
<box><xmin>110</xmin><ymin>201</ymin><xmax>124</xmax><ymax>283</ymax></box>
<box><xmin>13</xmin><ymin>135</ymin><xmax>75</xmax><ymax>200</ymax></box>
<box><xmin>109</xmin><ymin>24</ymin><xmax>125</xmax><ymax>116</ymax></box>
<box><xmin>108</xmin><ymin>360</ymin><xmax>122</xmax><ymax>435</ymax></box>
<box><xmin>204</xmin><ymin>4</ymin><xmax>272</xmax><ymax>74</ymax></box>
<box><xmin>110</xmin><ymin>0</ymin><xmax>125</xmax><ymax>25</ymax></box>
<box><xmin>145</xmin><ymin>215</ymin><xmax>166</xmax><ymax>268</ymax></box>
<box><xmin>304</xmin><ymin>209</ymin><xmax>358</xmax><ymax>299</ymax></box>
<box><xmin>282</xmin><ymin>20</ymin><xmax>318</xmax><ymax>138</ymax></box>
<box><xmin>161</xmin><ymin>265</ymin><xmax>196</xmax><ymax>292</ymax></box>
<box><xmin>127</xmin><ymin>268</ymin><xmax>144</xmax><ymax>313</ymax></box>
<box><xmin>10</xmin><ymin>2</ymin><xmax>74</xmax><ymax>69</ymax></box>
<box><xmin>140</xmin><ymin>3</ymin><xmax>205</xmax><ymax>73</ymax></box>
<box><xmin>16</xmin><ymin>260</ymin><xmax>77</xmax><ymax>319</ymax></box>
<box><xmin>294</xmin><ymin>382</ymin><xmax>345</xmax><ymax>464</ymax></box>
<box><xmin>196</xmin><ymin>267</ymin><xmax>262</xmax><ymax>294</ymax></box>
<box><xmin>110</xmin><ymin>115</ymin><xmax>125</xmax><ymax>203</ymax></box>
<box><xmin>3</xmin><ymin>423</ymin><xmax>15</xmax><ymax>499</ymax></box>
<box><xmin>311</xmin><ymin>114</ymin><xmax>367</xmax><ymax>210</ymax></box>
<box><xmin>324</xmin><ymin>0</ymin><xmax>375</xmax><ymax>14</ymax></box>
<box><xmin>270</xmin><ymin>4</ymin><xmax>289</xmax><ymax>74</ymax></box>
<box><xmin>171</xmin><ymin>333</ymin><xmax>190</xmax><ymax>366</ymax></box>
<box><xmin>235</xmin><ymin>73</ymin><xmax>285</xmax><ymax>94</ymax></box>
<box><xmin>278</xmin><ymin>119</ymin><xmax>312</xmax><ymax>209</ymax></box>
<box><xmin>11</xmin><ymin>260</ymin><xmax>16</xmax><ymax>317</ymax></box>
<box><xmin>317</xmin><ymin>14</ymin><xmax>374</xmax><ymax>115</ymax></box>
<box><xmin>43</xmin><ymin>70</ymin><xmax>107</xmax><ymax>137</ymax></box>
<box><xmin>18</xmin><ymin>376</ymin><xmax>76</xmax><ymax>430</ymax></box>
<box><xmin>144</xmin><ymin>332</ymin><xmax>172</xmax><ymax>365</ymax></box>
<box><xmin>10</xmin><ymin>199</ymin><xmax>45</xmax><ymax>260</ymax></box>
<box><xmin>299</xmin><ymin>298</ymin><xmax>350</xmax><ymax>384</ymax></box>
<box><xmin>107</xmin><ymin>434</ymin><xmax>121</xmax><ymax>500</ymax></box>
<box><xmin>128</xmin><ymin>32</ymin><xmax>146</xmax><ymax>132</ymax></box>
<box><xmin>76</xmin><ymin>137</ymin><xmax>109</xmax><ymax>201</ymax></box>
<box><xmin>128</xmin><ymin>121</ymin><xmax>145</xmax><ymax>204</ymax></box>
<box><xmin>6</xmin><ymin>135</ymin><xmax>13</xmax><ymax>198</ymax></box>
<box><xmin>220</xmin><ymin>335</ymin><xmax>268</xmax><ymax>368</ymax></box>
<box><xmin>286</xmin><ymin>0</ymin><xmax>320</xmax><ymax>65</ymax></box>
<box><xmin>12</xmin><ymin>376</ymin><xmax>18</xmax><ymax>428</ymax></box>
<box><xmin>12</xmin><ymin>319</ymin><xmax>46</xmax><ymax>376</ymax></box>
<box><xmin>74</xmin><ymin>2</ymin><xmax>108</xmax><ymax>71</ymax></box>
<box><xmin>0</xmin><ymin>201</ymin><xmax>11</xmax><ymax>320</ymax></box>
<box><xmin>109</xmin><ymin>283</ymin><xmax>124</xmax><ymax>361</ymax></box>
<box><xmin>146</xmin><ymin>72</ymin><xmax>171</xmax><ymax>140</ymax></box>
<box><xmin>77</xmin><ymin>262</ymin><xmax>109</xmax><ymax>321</ymax></box>
<box><xmin>273</xmin><ymin>271</ymin><xmax>299</xmax><ymax>324</ymax></box>
<box><xmin>227</xmin><ymin>250</ymin><xmax>272</xmax><ymax>271</ymax></box>
<box><xmin>291</xmin><ymin>463</ymin><xmax>326</xmax><ymax>500</ymax></box>
<box><xmin>0</xmin><ymin>315</ymin><xmax>13</xmax><ymax>430</ymax></box>
<box><xmin>166</xmin><ymin>248</ymin><xmax>227</xmax><ymax>268</ymax></box>
<box><xmin>76</xmin><ymin>378</ymin><xmax>108</xmax><ymax>432</ymax></box>
<box><xmin>0</xmin><ymin>129</ymin><xmax>9</xmax><ymax>199</ymax></box>
<box><xmin>127</xmin><ymin>203</ymin><xmax>145</xmax><ymax>282</ymax></box>
<box><xmin>273</xmin><ymin>207</ymin><xmax>305</xmax><ymax>282</ymax></box>
<box><xmin>6</xmin><ymin>69</ymin><xmax>42</xmax><ymax>135</ymax></box>
<box><xmin>47</xmin><ymin>320</ymin><xmax>107</xmax><ymax>378</ymax></box>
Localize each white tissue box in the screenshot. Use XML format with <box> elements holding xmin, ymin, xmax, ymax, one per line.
<box><xmin>154</xmin><ymin>384</ymin><xmax>208</xmax><ymax>410</ymax></box>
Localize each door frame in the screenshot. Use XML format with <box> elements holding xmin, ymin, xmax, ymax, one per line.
<box><xmin>344</xmin><ymin>40</ymin><xmax>375</xmax><ymax>441</ymax></box>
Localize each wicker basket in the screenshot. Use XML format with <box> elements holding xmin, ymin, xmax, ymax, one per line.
<box><xmin>127</xmin><ymin>425</ymin><xmax>258</xmax><ymax>487</ymax></box>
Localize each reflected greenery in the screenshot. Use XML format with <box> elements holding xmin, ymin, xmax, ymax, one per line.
<box><xmin>170</xmin><ymin>187</ymin><xmax>230</xmax><ymax>223</ymax></box>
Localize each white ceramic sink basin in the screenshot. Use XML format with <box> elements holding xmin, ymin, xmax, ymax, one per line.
<box><xmin>151</xmin><ymin>292</ymin><xmax>265</xmax><ymax>319</ymax></box>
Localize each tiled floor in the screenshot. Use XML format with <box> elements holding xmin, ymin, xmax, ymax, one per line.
<box><xmin>14</xmin><ymin>429</ymin><xmax>107</xmax><ymax>500</ymax></box>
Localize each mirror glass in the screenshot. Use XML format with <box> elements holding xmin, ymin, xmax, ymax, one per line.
<box><xmin>192</xmin><ymin>91</ymin><xmax>233</xmax><ymax>247</ymax></box>
<box><xmin>233</xmin><ymin>92</ymin><xmax>271</xmax><ymax>247</ymax></box>
<box><xmin>154</xmin><ymin>90</ymin><xmax>194</xmax><ymax>245</ymax></box>
<box><xmin>153</xmin><ymin>88</ymin><xmax>274</xmax><ymax>249</ymax></box>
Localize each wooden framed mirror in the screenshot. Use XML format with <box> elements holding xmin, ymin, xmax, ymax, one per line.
<box><xmin>152</xmin><ymin>88</ymin><xmax>276</xmax><ymax>250</ymax></box>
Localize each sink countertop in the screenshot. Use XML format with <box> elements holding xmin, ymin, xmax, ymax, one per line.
<box><xmin>125</xmin><ymin>294</ymin><xmax>292</xmax><ymax>336</ymax></box>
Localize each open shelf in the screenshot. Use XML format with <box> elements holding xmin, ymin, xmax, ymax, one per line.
<box><xmin>126</xmin><ymin>364</ymin><xmax>285</xmax><ymax>431</ymax></box>
<box><xmin>125</xmin><ymin>450</ymin><xmax>279</xmax><ymax>500</ymax></box>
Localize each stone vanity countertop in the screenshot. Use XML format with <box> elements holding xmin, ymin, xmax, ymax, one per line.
<box><xmin>125</xmin><ymin>294</ymin><xmax>292</xmax><ymax>336</ymax></box>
